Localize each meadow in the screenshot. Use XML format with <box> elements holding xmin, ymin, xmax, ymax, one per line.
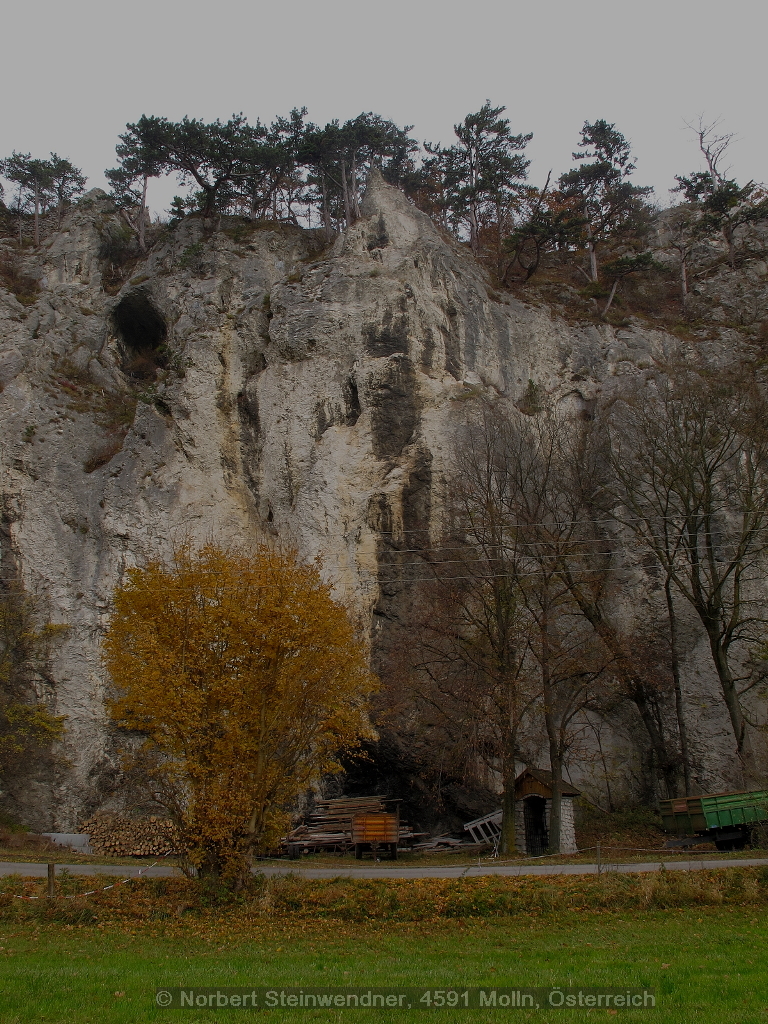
<box><xmin>2</xmin><ymin>868</ymin><xmax>768</xmax><ymax>1022</ymax></box>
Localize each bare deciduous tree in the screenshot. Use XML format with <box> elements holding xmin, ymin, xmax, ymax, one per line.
<box><xmin>609</xmin><ymin>368</ymin><xmax>768</xmax><ymax>782</ymax></box>
<box><xmin>421</xmin><ymin>406</ymin><xmax>644</xmax><ymax>849</ymax></box>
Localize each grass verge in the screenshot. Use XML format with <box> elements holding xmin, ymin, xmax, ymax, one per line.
<box><xmin>4</xmin><ymin>866</ymin><xmax>768</xmax><ymax>925</ymax></box>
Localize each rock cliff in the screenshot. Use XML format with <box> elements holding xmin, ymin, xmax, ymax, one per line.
<box><xmin>0</xmin><ymin>174</ymin><xmax>747</xmax><ymax>829</ymax></box>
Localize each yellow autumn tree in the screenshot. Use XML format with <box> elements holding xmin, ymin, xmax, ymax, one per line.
<box><xmin>103</xmin><ymin>542</ymin><xmax>377</xmax><ymax>877</ymax></box>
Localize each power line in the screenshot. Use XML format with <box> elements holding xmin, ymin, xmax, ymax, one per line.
<box><xmin>340</xmin><ymin>539</ymin><xmax>654</xmax><ymax>555</ymax></box>
<box><xmin>369</xmin><ymin>564</ymin><xmax>719</xmax><ymax>584</ymax></box>
<box><xmin>127</xmin><ymin>546</ymin><xmax>765</xmax><ymax>577</ymax></box>
<box><xmin>365</xmin><ymin>504</ymin><xmax>768</xmax><ymax>535</ymax></box>
<box><xmin>186</xmin><ymin>545</ymin><xmax>764</xmax><ymax>572</ymax></box>
<box><xmin>148</xmin><ymin>560</ymin><xmax>760</xmax><ymax>587</ymax></box>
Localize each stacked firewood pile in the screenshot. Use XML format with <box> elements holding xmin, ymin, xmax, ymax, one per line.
<box><xmin>82</xmin><ymin>813</ymin><xmax>181</xmax><ymax>857</ymax></box>
<box><xmin>284</xmin><ymin>796</ymin><xmax>422</xmax><ymax>852</ymax></box>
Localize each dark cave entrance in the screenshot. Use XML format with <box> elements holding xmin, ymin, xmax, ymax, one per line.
<box><xmin>112</xmin><ymin>290</ymin><xmax>168</xmax><ymax>381</ymax></box>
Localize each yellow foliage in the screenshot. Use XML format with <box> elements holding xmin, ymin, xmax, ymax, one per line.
<box><xmin>103</xmin><ymin>542</ymin><xmax>377</xmax><ymax>877</ymax></box>
<box><xmin>0</xmin><ymin>588</ymin><xmax>66</xmax><ymax>773</ymax></box>
<box><xmin>0</xmin><ymin>702</ymin><xmax>65</xmax><ymax>765</ymax></box>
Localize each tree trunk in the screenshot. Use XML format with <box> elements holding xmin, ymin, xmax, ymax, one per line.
<box><xmin>602</xmin><ymin>278</ymin><xmax>620</xmax><ymax>316</ymax></box>
<box><xmin>496</xmin><ymin>625</ymin><xmax>522</xmax><ymax>856</ymax></box>
<box><xmin>340</xmin><ymin>159</ymin><xmax>352</xmax><ymax>228</ymax></box>
<box><xmin>547</xmin><ymin>738</ymin><xmax>562</xmax><ymax>854</ymax></box>
<box><xmin>494</xmin><ymin>200</ymin><xmax>504</xmax><ymax>279</ymax></box>
<box><xmin>350</xmin><ymin>150</ymin><xmax>361</xmax><ymax>221</ymax></box>
<box><xmin>197</xmin><ymin>853</ymin><xmax>223</xmax><ymax>879</ymax></box>
<box><xmin>587</xmin><ymin>223</ymin><xmax>598</xmax><ymax>281</ymax></box>
<box><xmin>594</xmin><ymin>722</ymin><xmax>615</xmax><ymax>811</ymax></box>
<box><xmin>665</xmin><ymin>578</ymin><xmax>691</xmax><ymax>795</ymax></box>
<box><xmin>500</xmin><ymin>773</ymin><xmax>516</xmax><ymax>856</ymax></box>
<box><xmin>138</xmin><ymin>175</ymin><xmax>148</xmax><ymax>252</ymax></box>
<box><xmin>627</xmin><ymin>680</ymin><xmax>676</xmax><ymax>799</ymax></box>
<box><xmin>320</xmin><ymin>173</ymin><xmax>332</xmax><ymax>242</ymax></box>
<box><xmin>469</xmin><ymin>200</ymin><xmax>480</xmax><ymax>255</ymax></box>
<box><xmin>33</xmin><ymin>186</ymin><xmax>40</xmax><ymax>246</ymax></box>
<box><xmin>541</xmin><ymin>601</ymin><xmax>562</xmax><ymax>853</ymax></box>
<box><xmin>704</xmin><ymin>623</ymin><xmax>757</xmax><ymax>782</ymax></box>
<box><xmin>680</xmin><ymin>257</ymin><xmax>688</xmax><ymax>305</ymax></box>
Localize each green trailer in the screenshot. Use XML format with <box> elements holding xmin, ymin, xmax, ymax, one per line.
<box><xmin>659</xmin><ymin>790</ymin><xmax>768</xmax><ymax>850</ymax></box>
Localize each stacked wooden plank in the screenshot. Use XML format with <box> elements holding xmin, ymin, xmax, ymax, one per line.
<box><xmin>412</xmin><ymin>835</ymin><xmax>471</xmax><ymax>850</ymax></box>
<box><xmin>284</xmin><ymin>796</ymin><xmax>420</xmax><ymax>851</ymax></box>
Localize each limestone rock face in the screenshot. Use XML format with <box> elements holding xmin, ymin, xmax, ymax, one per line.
<box><xmin>0</xmin><ymin>178</ymin><xmax>741</xmax><ymax>829</ymax></box>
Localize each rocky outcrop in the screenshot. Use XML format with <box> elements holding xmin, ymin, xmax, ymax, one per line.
<box><xmin>0</xmin><ymin>176</ymin><xmax>747</xmax><ymax>829</ymax></box>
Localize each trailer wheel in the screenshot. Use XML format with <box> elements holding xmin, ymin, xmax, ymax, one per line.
<box><xmin>390</xmin><ymin>843</ymin><xmax>398</xmax><ymax>860</ymax></box>
<box><xmin>715</xmin><ymin>836</ymin><xmax>746</xmax><ymax>851</ymax></box>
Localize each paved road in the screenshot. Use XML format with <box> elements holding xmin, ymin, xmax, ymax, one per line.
<box><xmin>0</xmin><ymin>862</ymin><xmax>180</xmax><ymax>879</ymax></box>
<box><xmin>3</xmin><ymin>858</ymin><xmax>768</xmax><ymax>881</ymax></box>
<box><xmin>256</xmin><ymin>857</ymin><xmax>768</xmax><ymax>879</ymax></box>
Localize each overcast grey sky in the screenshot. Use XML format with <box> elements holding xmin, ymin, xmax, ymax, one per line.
<box><xmin>2</xmin><ymin>0</ymin><xmax>765</xmax><ymax>216</ymax></box>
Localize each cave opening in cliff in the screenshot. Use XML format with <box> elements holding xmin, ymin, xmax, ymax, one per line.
<box><xmin>113</xmin><ymin>289</ymin><xmax>168</xmax><ymax>381</ymax></box>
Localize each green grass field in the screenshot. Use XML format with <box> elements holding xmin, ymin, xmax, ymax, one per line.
<box><xmin>3</xmin><ymin>871</ymin><xmax>768</xmax><ymax>1022</ymax></box>
<box><xmin>4</xmin><ymin>910</ymin><xmax>767</xmax><ymax>1023</ymax></box>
